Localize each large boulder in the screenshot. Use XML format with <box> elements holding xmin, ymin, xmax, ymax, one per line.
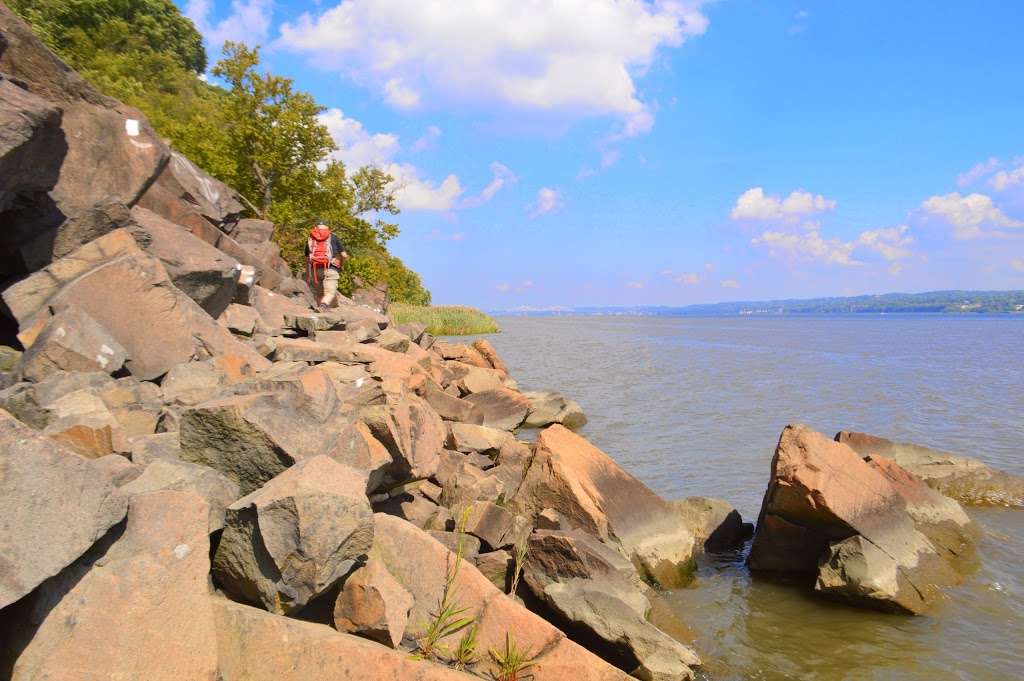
<box><xmin>119</xmin><ymin>459</ymin><xmax>240</xmax><ymax>532</ymax></box>
<box><xmin>462</xmin><ymin>388</ymin><xmax>530</xmax><ymax>431</ymax></box>
<box><xmin>524</xmin><ymin>530</ymin><xmax>700</xmax><ymax>681</ymax></box>
<box><xmin>212</xmin><ymin>599</ymin><xmax>477</xmax><ymax>681</ymax></box>
<box><xmin>671</xmin><ymin>497</ymin><xmax>751</xmax><ymax>553</ymax></box>
<box><xmin>748</xmin><ymin>424</ymin><xmax>971</xmax><ymax>614</ymax></box>
<box><xmin>836</xmin><ymin>430</ymin><xmax>1024</xmax><ymax>508</ymax></box>
<box><xmin>361</xmin><ymin>394</ymin><xmax>446</xmax><ymax>481</ymax></box>
<box><xmin>140</xmin><ymin>151</ymin><xmax>245</xmax><ymax>228</ymax></box>
<box><xmin>370</xmin><ymin>513</ymin><xmax>632</xmax><ymax>681</ymax></box>
<box><xmin>522</xmin><ymin>390</ymin><xmax>587</xmax><ymax>430</ymax></box>
<box><xmin>32</xmin><ymin>249</ymin><xmax>268</xmax><ymax>379</ymax></box>
<box><xmin>512</xmin><ymin>425</ymin><xmax>697</xmax><ymax>587</ymax></box>
<box><xmin>128</xmin><ymin>206</ymin><xmax>241</xmax><ymax>317</ymax></box>
<box><xmin>8</xmin><ymin>490</ymin><xmax>218</xmax><ymax>681</ymax></box>
<box><xmin>0</xmin><ymin>78</ymin><xmax>64</xmax><ymax>215</ymax></box>
<box><xmin>213</xmin><ymin>456</ymin><xmax>373</xmax><ymax>615</ymax></box>
<box><xmin>180</xmin><ymin>391</ymin><xmax>342</xmax><ymax>494</ymax></box>
<box><xmin>17</xmin><ymin>304</ymin><xmax>126</xmax><ymax>380</ymax></box>
<box><xmin>0</xmin><ymin>409</ymin><xmax>127</xmax><ymax>609</ymax></box>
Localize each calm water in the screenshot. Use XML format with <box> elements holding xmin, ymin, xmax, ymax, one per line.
<box><xmin>474</xmin><ymin>315</ymin><xmax>1024</xmax><ymax>681</ymax></box>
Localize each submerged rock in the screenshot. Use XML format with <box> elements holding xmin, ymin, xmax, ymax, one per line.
<box><xmin>836</xmin><ymin>430</ymin><xmax>1024</xmax><ymax>508</ymax></box>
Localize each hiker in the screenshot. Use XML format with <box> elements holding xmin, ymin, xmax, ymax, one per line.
<box><xmin>305</xmin><ymin>221</ymin><xmax>348</xmax><ymax>311</ymax></box>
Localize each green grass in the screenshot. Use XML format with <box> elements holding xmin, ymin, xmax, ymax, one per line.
<box><xmin>391</xmin><ymin>304</ymin><xmax>500</xmax><ymax>336</ymax></box>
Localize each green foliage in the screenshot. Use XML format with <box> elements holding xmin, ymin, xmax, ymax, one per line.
<box><xmin>417</xmin><ymin>506</ymin><xmax>475</xmax><ymax>661</ymax></box>
<box><xmin>390</xmin><ymin>304</ymin><xmax>499</xmax><ymax>335</ymax></box>
<box><xmin>509</xmin><ymin>540</ymin><xmax>528</xmax><ymax>596</ymax></box>
<box><xmin>452</xmin><ymin>624</ymin><xmax>480</xmax><ymax>671</ymax></box>
<box><xmin>9</xmin><ymin>1</ymin><xmax>432</xmax><ymax>306</ymax></box>
<box><xmin>489</xmin><ymin>632</ymin><xmax>539</xmax><ymax>681</ymax></box>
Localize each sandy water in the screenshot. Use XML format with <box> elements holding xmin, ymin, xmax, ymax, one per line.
<box><xmin>471</xmin><ymin>315</ymin><xmax>1023</xmax><ymax>681</ymax></box>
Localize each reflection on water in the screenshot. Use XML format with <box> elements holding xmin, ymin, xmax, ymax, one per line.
<box><xmin>471</xmin><ymin>315</ymin><xmax>1024</xmax><ymax>680</ymax></box>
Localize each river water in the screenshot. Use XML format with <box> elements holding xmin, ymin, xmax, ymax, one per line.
<box><xmin>471</xmin><ymin>315</ymin><xmax>1023</xmax><ymax>681</ymax></box>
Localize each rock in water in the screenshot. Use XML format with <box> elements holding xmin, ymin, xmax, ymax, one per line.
<box><xmin>333</xmin><ymin>559</ymin><xmax>414</xmax><ymax>648</ymax></box>
<box><xmin>837</xmin><ymin>430</ymin><xmax>1024</xmax><ymax>508</ymax></box>
<box><xmin>748</xmin><ymin>424</ymin><xmax>972</xmax><ymax>614</ymax></box>
<box><xmin>0</xmin><ymin>409</ymin><xmax>128</xmax><ymax>609</ymax></box>
<box><xmin>512</xmin><ymin>424</ymin><xmax>698</xmax><ymax>587</ymax></box>
<box><xmin>213</xmin><ymin>456</ymin><xmax>373</xmax><ymax>615</ymax></box>
<box><xmin>9</xmin><ymin>491</ymin><xmax>219</xmax><ymax>681</ymax></box>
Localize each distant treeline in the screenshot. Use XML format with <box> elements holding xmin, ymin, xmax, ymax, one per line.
<box><xmin>501</xmin><ymin>290</ymin><xmax>1024</xmax><ymax>317</ymax></box>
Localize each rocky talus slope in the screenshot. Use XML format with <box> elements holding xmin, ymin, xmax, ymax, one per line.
<box><xmin>0</xmin><ymin>4</ymin><xmax>1016</xmax><ymax>680</ymax></box>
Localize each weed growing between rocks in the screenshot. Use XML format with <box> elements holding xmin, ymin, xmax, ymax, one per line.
<box><xmin>417</xmin><ymin>506</ymin><xmax>475</xmax><ymax>660</ymax></box>
<box><xmin>489</xmin><ymin>632</ymin><xmax>538</xmax><ymax>681</ymax></box>
<box><xmin>509</xmin><ymin>540</ymin><xmax>528</xmax><ymax>595</ymax></box>
<box><xmin>452</xmin><ymin>623</ymin><xmax>480</xmax><ymax>670</ymax></box>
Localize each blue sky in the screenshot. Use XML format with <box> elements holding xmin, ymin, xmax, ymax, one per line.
<box><xmin>180</xmin><ymin>0</ymin><xmax>1024</xmax><ymax>309</ymax></box>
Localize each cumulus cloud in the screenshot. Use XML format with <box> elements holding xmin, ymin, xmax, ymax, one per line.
<box><xmin>528</xmin><ymin>187</ymin><xmax>563</xmax><ymax>218</ymax></box>
<box><xmin>318</xmin><ymin>108</ymin><xmax>400</xmax><ymax>167</ymax></box>
<box><xmin>730</xmin><ymin>187</ymin><xmax>837</xmax><ymax>222</ymax></box>
<box><xmin>186</xmin><ymin>0</ymin><xmax>273</xmax><ymax>47</ymax></box>
<box><xmin>991</xmin><ymin>164</ymin><xmax>1024</xmax><ymax>192</ymax></box>
<box><xmin>752</xmin><ymin>224</ymin><xmax>915</xmax><ymax>268</ymax></box>
<box><xmin>277</xmin><ymin>0</ymin><xmax>709</xmax><ymax>135</ymax></box>
<box><xmin>1011</xmin><ymin>258</ymin><xmax>1024</xmax><ymax>272</ymax></box>
<box><xmin>920</xmin><ymin>192</ymin><xmax>1024</xmax><ymax>239</ymax></box>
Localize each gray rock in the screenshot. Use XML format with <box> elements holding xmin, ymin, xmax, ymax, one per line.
<box><xmin>0</xmin><ymin>409</ymin><xmax>128</xmax><ymax>609</ymax></box>
<box><xmin>522</xmin><ymin>390</ymin><xmax>587</xmax><ymax>430</ymax></box>
<box><xmin>18</xmin><ymin>305</ymin><xmax>127</xmax><ymax>381</ymax></box>
<box><xmin>120</xmin><ymin>458</ymin><xmax>240</xmax><ymax>531</ymax></box>
<box><xmin>213</xmin><ymin>456</ymin><xmax>373</xmax><ymax>615</ymax></box>
<box><xmin>448</xmin><ymin>422</ymin><xmax>511</xmax><ymax>455</ymax></box>
<box><xmin>672</xmin><ymin>497</ymin><xmax>751</xmax><ymax>552</ymax></box>
<box><xmin>129</xmin><ymin>431</ymin><xmax>182</xmax><ymax>465</ymax></box>
<box><xmin>161</xmin><ymin>360</ymin><xmax>228</xmax><ymax>406</ymax></box>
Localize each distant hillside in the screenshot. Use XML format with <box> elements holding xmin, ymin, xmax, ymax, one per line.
<box><xmin>498</xmin><ymin>290</ymin><xmax>1024</xmax><ymax>316</ymax></box>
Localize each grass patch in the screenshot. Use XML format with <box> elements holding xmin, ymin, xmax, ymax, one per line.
<box><xmin>391</xmin><ymin>304</ymin><xmax>500</xmax><ymax>336</ymax></box>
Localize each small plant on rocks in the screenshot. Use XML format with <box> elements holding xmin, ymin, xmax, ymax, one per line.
<box><xmin>489</xmin><ymin>632</ymin><xmax>538</xmax><ymax>681</ymax></box>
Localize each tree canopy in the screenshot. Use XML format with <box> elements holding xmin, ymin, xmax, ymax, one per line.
<box><xmin>10</xmin><ymin>0</ymin><xmax>431</xmax><ymax>304</ymax></box>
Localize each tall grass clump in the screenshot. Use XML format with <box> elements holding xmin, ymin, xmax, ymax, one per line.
<box><xmin>390</xmin><ymin>304</ymin><xmax>499</xmax><ymax>336</ymax></box>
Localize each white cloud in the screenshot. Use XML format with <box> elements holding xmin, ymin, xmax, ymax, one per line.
<box><xmin>411</xmin><ymin>125</ymin><xmax>441</xmax><ymax>153</ymax></box>
<box><xmin>991</xmin><ymin>164</ymin><xmax>1024</xmax><ymax>192</ymax></box>
<box><xmin>957</xmin><ymin>157</ymin><xmax>1001</xmax><ymax>187</ymax></box>
<box><xmin>383</xmin><ymin>77</ymin><xmax>421</xmax><ymax>109</ymax></box>
<box><xmin>920</xmin><ymin>192</ymin><xmax>1024</xmax><ymax>239</ymax></box>
<box><xmin>528</xmin><ymin>187</ymin><xmax>563</xmax><ymax>219</ymax></box>
<box><xmin>186</xmin><ymin>0</ymin><xmax>273</xmax><ymax>47</ymax></box>
<box><xmin>730</xmin><ymin>187</ymin><xmax>836</xmax><ymax>222</ymax></box>
<box><xmin>662</xmin><ymin>269</ymin><xmax>700</xmax><ymax>285</ymax></box>
<box><xmin>277</xmin><ymin>0</ymin><xmax>710</xmax><ymax>134</ymax></box>
<box><xmin>752</xmin><ymin>230</ymin><xmax>859</xmax><ymax>266</ymax></box>
<box><xmin>625</xmin><ymin>281</ymin><xmax>644</xmax><ymax>289</ymax></box>
<box><xmin>462</xmin><ymin>162</ymin><xmax>517</xmax><ymax>208</ymax></box>
<box><xmin>720</xmin><ymin>279</ymin><xmax>740</xmax><ymax>289</ymax></box>
<box><xmin>855</xmin><ymin>225</ymin><xmax>913</xmax><ymax>261</ymax></box>
<box><xmin>319</xmin><ymin>108</ymin><xmax>475</xmax><ymax>212</ymax></box>
<box><xmin>1011</xmin><ymin>258</ymin><xmax>1024</xmax><ymax>273</ymax></box>
<box><xmin>496</xmin><ymin>280</ymin><xmax>534</xmax><ymax>293</ymax></box>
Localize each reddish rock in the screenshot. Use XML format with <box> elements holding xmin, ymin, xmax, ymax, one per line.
<box><xmin>424</xmin><ymin>388</ymin><xmax>485</xmax><ymax>424</ymax></box>
<box><xmin>18</xmin><ymin>305</ymin><xmax>126</xmax><ymax>380</ymax></box>
<box><xmin>512</xmin><ymin>425</ymin><xmax>697</xmax><ymax>587</ymax></box>
<box><xmin>333</xmin><ymin>559</ymin><xmax>414</xmax><ymax>648</ymax></box>
<box><xmin>361</xmin><ymin>394</ymin><xmax>446</xmax><ymax>481</ymax></box>
<box><xmin>470</xmin><ymin>338</ymin><xmax>508</xmax><ymax>374</ymax></box>
<box><xmin>434</xmin><ymin>341</ymin><xmax>490</xmax><ymax>368</ymax></box>
<box><xmin>462</xmin><ymin>388</ymin><xmax>530</xmax><ymax>431</ymax></box>
<box><xmin>836</xmin><ymin>430</ymin><xmax>1024</xmax><ymax>508</ymax></box>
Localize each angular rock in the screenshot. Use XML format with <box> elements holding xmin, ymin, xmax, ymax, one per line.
<box><xmin>457</xmin><ymin>364</ymin><xmax>505</xmax><ymax>394</ymax></box>
<box><xmin>0</xmin><ymin>381</ymin><xmax>49</xmax><ymax>429</ymax></box>
<box><xmin>120</xmin><ymin>459</ymin><xmax>240</xmax><ymax>531</ymax></box>
<box><xmin>361</xmin><ymin>394</ymin><xmax>446</xmax><ymax>481</ymax></box>
<box><xmin>512</xmin><ymin>425</ymin><xmax>697</xmax><ymax>587</ymax></box>
<box><xmin>372</xmin><ymin>327</ymin><xmax>411</xmax><ymax>353</ymax></box>
<box><xmin>180</xmin><ymin>391</ymin><xmax>339</xmax><ymax>494</ymax></box>
<box><xmin>0</xmin><ymin>78</ymin><xmax>63</xmax><ymax>214</ymax></box>
<box><xmin>129</xmin><ymin>205</ymin><xmax>240</xmax><ymax>317</ymax></box>
<box><xmin>371</xmin><ymin>514</ymin><xmax>633</xmax><ymax>681</ymax></box>
<box><xmin>96</xmin><ymin>375</ymin><xmax>162</xmax><ymax>409</ymax></box>
<box><xmin>251</xmin><ymin>285</ymin><xmax>314</xmax><ymax>334</ymax></box>
<box><xmin>273</xmin><ymin>337</ymin><xmax>379</xmax><ymax>363</ymax></box>
<box><xmin>523</xmin><ymin>390</ymin><xmax>588</xmax><ymax>431</ymax></box>
<box><xmin>40</xmin><ymin>251</ymin><xmax>268</xmax><ymax>379</ymax></box>
<box><xmin>129</xmin><ymin>431</ymin><xmax>181</xmax><ymax>465</ymax></box>
<box><xmin>212</xmin><ymin>599</ymin><xmax>477</xmax><ymax>681</ymax></box>
<box><xmin>331</xmin><ymin>421</ymin><xmax>394</xmax><ymax>493</ymax></box>
<box><xmin>232</xmin><ymin>218</ymin><xmax>275</xmax><ymax>244</ymax></box>
<box><xmin>374</xmin><ymin>488</ymin><xmax>446</xmax><ymax>529</ymax></box>
<box><xmin>424</xmin><ymin>388</ymin><xmax>485</xmax><ymax>424</ymax></box>
<box><xmin>524</xmin><ymin>529</ymin><xmax>700</xmax><ymax>681</ymax></box>
<box><xmin>427</xmin><ymin>530</ymin><xmax>481</xmax><ymax>560</ymax></box>
<box><xmin>837</xmin><ymin>430</ymin><xmax>1024</xmax><ymax>508</ymax></box>
<box><xmin>351</xmin><ymin>276</ymin><xmax>390</xmax><ymax>314</ymax></box>
<box><xmin>213</xmin><ymin>456</ymin><xmax>373</xmax><ymax>614</ymax></box>
<box><xmin>151</xmin><ymin>151</ymin><xmax>245</xmax><ymax>227</ymax></box>
<box><xmin>434</xmin><ymin>341</ymin><xmax>490</xmax><ymax>368</ymax></box>
<box><xmin>748</xmin><ymin>424</ymin><xmax>970</xmax><ymax>614</ymax></box>
<box><xmin>18</xmin><ymin>305</ymin><xmax>126</xmax><ymax>380</ymax></box>
<box><xmin>8</xmin><ymin>490</ymin><xmax>218</xmax><ymax>681</ymax></box>
<box><xmin>448</xmin><ymin>422</ymin><xmax>511</xmax><ymax>455</ymax></box>
<box><xmin>462</xmin><ymin>388</ymin><xmax>530</xmax><ymax>431</ymax></box>
<box><xmin>161</xmin><ymin>359</ymin><xmax>228</xmax><ymax>406</ymax></box>
<box><xmin>0</xmin><ymin>409</ymin><xmax>128</xmax><ymax>609</ymax></box>
<box><xmin>471</xmin><ymin>338</ymin><xmax>509</xmax><ymax>375</ymax></box>
<box><xmin>333</xmin><ymin>559</ymin><xmax>414</xmax><ymax>648</ymax></box>
<box><xmin>672</xmin><ymin>497</ymin><xmax>751</xmax><ymax>552</ymax></box>
<box><xmin>41</xmin><ymin>388</ymin><xmax>124</xmax><ymax>458</ymax></box>
<box><xmin>475</xmin><ymin>549</ymin><xmax>512</xmax><ymax>591</ymax></box>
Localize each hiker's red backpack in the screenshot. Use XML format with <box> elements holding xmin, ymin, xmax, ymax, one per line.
<box><xmin>307</xmin><ymin>225</ymin><xmax>333</xmax><ymax>283</ymax></box>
